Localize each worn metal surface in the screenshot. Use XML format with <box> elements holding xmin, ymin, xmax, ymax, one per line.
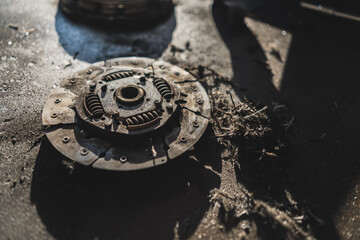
<box><xmin>42</xmin><ymin>57</ymin><xmax>210</xmax><ymax>170</ymax></box>
<box><xmin>59</xmin><ymin>0</ymin><xmax>173</xmax><ymax>24</ymax></box>
<box><xmin>1</xmin><ymin>0</ymin><xmax>360</xmax><ymax>239</ymax></box>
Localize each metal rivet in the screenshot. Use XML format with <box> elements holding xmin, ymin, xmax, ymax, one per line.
<box><xmin>51</xmin><ymin>113</ymin><xmax>58</xmax><ymax>118</ymax></box>
<box><xmin>62</xmin><ymin>136</ymin><xmax>70</xmax><ymax>143</ymax></box>
<box><xmin>196</xmin><ymin>98</ymin><xmax>203</xmax><ymax>104</ymax></box>
<box><xmin>166</xmin><ymin>104</ymin><xmax>173</xmax><ymax>112</ymax></box>
<box><xmin>192</xmin><ymin>86</ymin><xmax>197</xmax><ymax>91</ymax></box>
<box><xmin>180</xmin><ymin>137</ymin><xmax>187</xmax><ymax>143</ymax></box>
<box><xmin>89</xmin><ymin>82</ymin><xmax>96</xmax><ymax>92</ymax></box>
<box><xmin>193</xmin><ymin>122</ymin><xmax>199</xmax><ymax>128</ymax></box>
<box><xmin>81</xmin><ymin>149</ymin><xmax>89</xmax><ymax>156</ymax></box>
<box><xmin>105</xmin><ymin>119</ymin><xmax>112</xmax><ymax>128</ymax></box>
<box><xmin>87</xmin><ymin>69</ymin><xmax>93</xmax><ymax>74</ymax></box>
<box><xmin>120</xmin><ymin>155</ymin><xmax>127</xmax><ymax>163</ymax></box>
<box><xmin>54</xmin><ymin>99</ymin><xmax>61</xmax><ymax>104</ymax></box>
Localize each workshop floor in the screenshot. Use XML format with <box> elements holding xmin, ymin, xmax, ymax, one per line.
<box><xmin>0</xmin><ymin>0</ymin><xmax>359</xmax><ymax>239</ymax></box>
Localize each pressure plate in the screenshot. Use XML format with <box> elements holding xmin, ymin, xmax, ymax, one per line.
<box><xmin>59</xmin><ymin>0</ymin><xmax>173</xmax><ymax>24</ymax></box>
<box><xmin>42</xmin><ymin>57</ymin><xmax>210</xmax><ymax>171</ymax></box>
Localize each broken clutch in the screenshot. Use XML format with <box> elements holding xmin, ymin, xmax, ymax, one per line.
<box><xmin>42</xmin><ymin>57</ymin><xmax>210</xmax><ymax>171</ymax></box>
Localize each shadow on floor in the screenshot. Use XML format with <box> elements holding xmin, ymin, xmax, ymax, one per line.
<box><xmin>30</xmin><ymin>128</ymin><xmax>221</xmax><ymax>240</ymax></box>
<box><xmin>55</xmin><ymin>6</ymin><xmax>176</xmax><ymax>63</ymax></box>
<box><xmin>213</xmin><ymin>1</ymin><xmax>360</xmax><ymax>239</ymax></box>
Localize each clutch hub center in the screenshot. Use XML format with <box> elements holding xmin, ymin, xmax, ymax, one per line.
<box><xmin>115</xmin><ymin>85</ymin><xmax>145</xmax><ymax>106</ymax></box>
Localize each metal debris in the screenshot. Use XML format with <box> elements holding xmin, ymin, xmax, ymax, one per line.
<box><xmin>42</xmin><ymin>57</ymin><xmax>210</xmax><ymax>171</ymax></box>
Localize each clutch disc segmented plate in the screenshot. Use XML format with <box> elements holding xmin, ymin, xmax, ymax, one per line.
<box><xmin>42</xmin><ymin>57</ymin><xmax>210</xmax><ymax>171</ymax></box>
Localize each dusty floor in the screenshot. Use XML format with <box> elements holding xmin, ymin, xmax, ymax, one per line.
<box><xmin>0</xmin><ymin>0</ymin><xmax>359</xmax><ymax>239</ymax></box>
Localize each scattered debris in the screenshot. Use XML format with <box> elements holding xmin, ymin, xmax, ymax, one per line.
<box><xmin>183</xmin><ymin>65</ymin><xmax>291</xmax><ymax>166</ymax></box>
<box><xmin>8</xmin><ymin>24</ymin><xmax>19</xmax><ymax>31</ymax></box>
<box><xmin>185</xmin><ymin>41</ymin><xmax>192</xmax><ymax>51</ymax></box>
<box><xmin>11</xmin><ymin>136</ymin><xmax>17</xmax><ymax>145</ymax></box>
<box><xmin>210</xmin><ymin>90</ymin><xmax>289</xmax><ymax>164</ymax></box>
<box><xmin>184</xmin><ymin>65</ymin><xmax>315</xmax><ymax>239</ymax></box>
<box><xmin>62</xmin><ymin>160</ymin><xmax>75</xmax><ymax>174</ymax></box>
<box><xmin>285</xmin><ymin>115</ymin><xmax>295</xmax><ymax>131</ymax></box>
<box><xmin>209</xmin><ymin>186</ymin><xmax>314</xmax><ymax>239</ymax></box>
<box><xmin>306</xmin><ymin>208</ymin><xmax>325</xmax><ymax>225</ymax></box>
<box><xmin>72</xmin><ymin>51</ymin><xmax>79</xmax><ymax>60</ymax></box>
<box><xmin>319</xmin><ymin>133</ymin><xmax>327</xmax><ymax>140</ymax></box>
<box><xmin>3</xmin><ymin>118</ymin><xmax>13</xmax><ymax>122</ymax></box>
<box><xmin>183</xmin><ymin>65</ymin><xmax>231</xmax><ymax>85</ymax></box>
<box><xmin>173</xmin><ymin>221</ymin><xmax>180</xmax><ymax>240</ymax></box>
<box><xmin>170</xmin><ymin>44</ymin><xmax>185</xmax><ymax>56</ymax></box>
<box><xmin>19</xmin><ymin>176</ymin><xmax>25</xmax><ymax>185</ymax></box>
<box><xmin>10</xmin><ymin>181</ymin><xmax>17</xmax><ymax>189</ymax></box>
<box><xmin>254</xmin><ymin>200</ymin><xmax>314</xmax><ymax>239</ymax></box>
<box><xmin>63</xmin><ymin>61</ymin><xmax>73</xmax><ymax>69</ymax></box>
<box><xmin>24</xmin><ymin>28</ymin><xmax>36</xmax><ymax>37</ymax></box>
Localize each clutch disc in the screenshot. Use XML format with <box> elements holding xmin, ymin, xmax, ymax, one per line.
<box><xmin>59</xmin><ymin>0</ymin><xmax>173</xmax><ymax>24</ymax></box>
<box><xmin>42</xmin><ymin>57</ymin><xmax>210</xmax><ymax>171</ymax></box>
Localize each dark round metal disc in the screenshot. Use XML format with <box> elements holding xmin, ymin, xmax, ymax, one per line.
<box><xmin>42</xmin><ymin>57</ymin><xmax>210</xmax><ymax>171</ymax></box>
<box><xmin>59</xmin><ymin>0</ymin><xmax>173</xmax><ymax>24</ymax></box>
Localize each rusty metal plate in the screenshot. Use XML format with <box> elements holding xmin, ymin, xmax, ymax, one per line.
<box><xmin>45</xmin><ymin>126</ymin><xmax>113</xmax><ymax>166</ymax></box>
<box><xmin>59</xmin><ymin>0</ymin><xmax>173</xmax><ymax>24</ymax></box>
<box><xmin>42</xmin><ymin>88</ymin><xmax>77</xmax><ymax>126</ymax></box>
<box><xmin>42</xmin><ymin>57</ymin><xmax>210</xmax><ymax>171</ymax></box>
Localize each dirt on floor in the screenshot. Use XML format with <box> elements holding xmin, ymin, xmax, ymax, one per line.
<box><xmin>0</xmin><ymin>0</ymin><xmax>360</xmax><ymax>240</ymax></box>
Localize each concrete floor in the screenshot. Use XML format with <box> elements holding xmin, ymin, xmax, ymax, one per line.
<box><xmin>0</xmin><ymin>0</ymin><xmax>359</xmax><ymax>239</ymax></box>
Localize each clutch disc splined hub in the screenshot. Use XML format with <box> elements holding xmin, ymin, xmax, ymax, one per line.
<box><xmin>42</xmin><ymin>57</ymin><xmax>210</xmax><ymax>171</ymax></box>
